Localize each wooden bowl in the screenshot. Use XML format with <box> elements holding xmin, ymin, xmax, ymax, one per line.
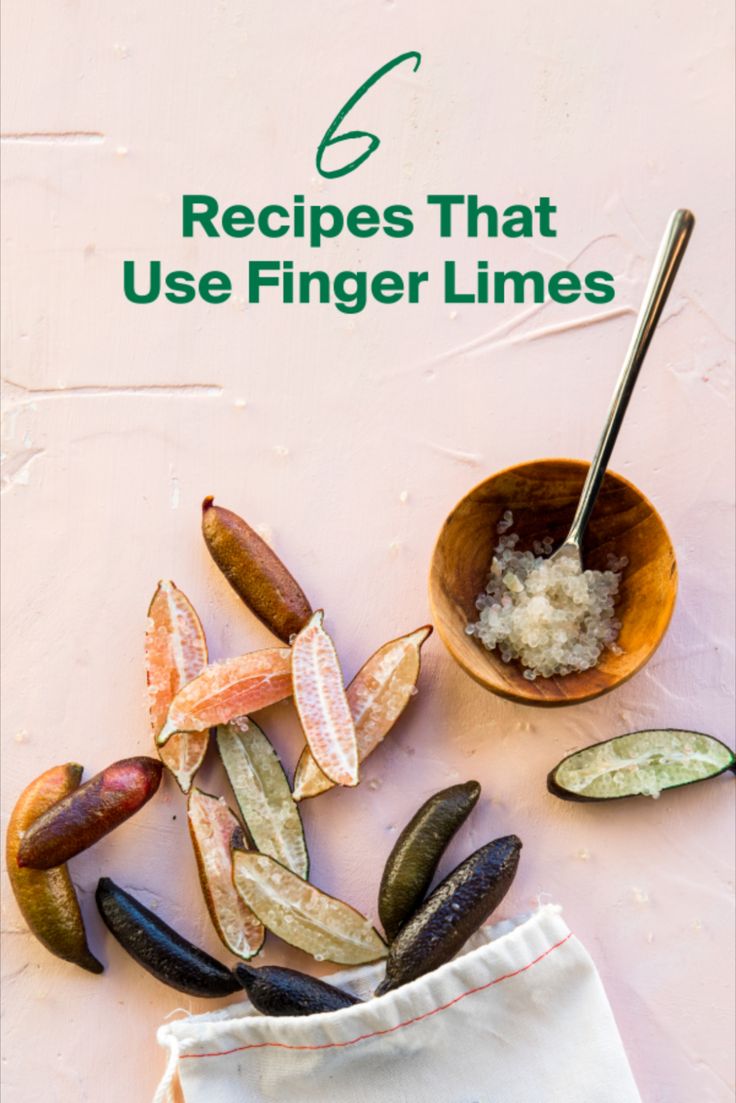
<box><xmin>428</xmin><ymin>459</ymin><xmax>677</xmax><ymax>707</ymax></box>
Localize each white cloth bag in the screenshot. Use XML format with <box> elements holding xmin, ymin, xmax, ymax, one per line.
<box><xmin>154</xmin><ymin>904</ymin><xmax>641</xmax><ymax>1103</ymax></box>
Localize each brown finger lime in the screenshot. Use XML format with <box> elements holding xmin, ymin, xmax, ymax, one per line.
<box><xmin>6</xmin><ymin>764</ymin><xmax>102</xmax><ymax>973</ymax></box>
<box><xmin>202</xmin><ymin>497</ymin><xmax>312</xmax><ymax>643</ymax></box>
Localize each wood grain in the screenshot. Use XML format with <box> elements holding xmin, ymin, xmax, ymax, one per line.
<box><xmin>429</xmin><ymin>459</ymin><xmax>677</xmax><ymax>706</ymax></box>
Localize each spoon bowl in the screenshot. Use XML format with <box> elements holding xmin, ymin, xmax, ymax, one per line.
<box><xmin>428</xmin><ymin>459</ymin><xmax>677</xmax><ymax>707</ymax></box>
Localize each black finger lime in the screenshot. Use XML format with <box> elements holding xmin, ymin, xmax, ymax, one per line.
<box><xmin>378</xmin><ymin>781</ymin><xmax>481</xmax><ymax>941</ymax></box>
<box><xmin>96</xmin><ymin>878</ymin><xmax>239</xmax><ymax>997</ymax></box>
<box><xmin>235</xmin><ymin>963</ymin><xmax>362</xmax><ymax>1016</ymax></box>
<box><xmin>375</xmin><ymin>834</ymin><xmax>521</xmax><ymax>995</ymax></box>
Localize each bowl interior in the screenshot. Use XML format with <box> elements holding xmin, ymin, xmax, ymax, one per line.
<box><xmin>429</xmin><ymin>460</ymin><xmax>677</xmax><ymax>706</ymax></box>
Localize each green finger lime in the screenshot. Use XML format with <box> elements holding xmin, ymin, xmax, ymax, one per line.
<box><xmin>548</xmin><ymin>729</ymin><xmax>735</xmax><ymax>801</ymax></box>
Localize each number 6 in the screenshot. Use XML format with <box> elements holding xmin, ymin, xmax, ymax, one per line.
<box><xmin>316</xmin><ymin>51</ymin><xmax>421</xmax><ymax>180</ymax></box>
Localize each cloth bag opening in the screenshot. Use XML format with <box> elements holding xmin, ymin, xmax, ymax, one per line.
<box><xmin>154</xmin><ymin>904</ymin><xmax>641</xmax><ymax>1103</ymax></box>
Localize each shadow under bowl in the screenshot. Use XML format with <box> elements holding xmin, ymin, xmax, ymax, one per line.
<box><xmin>428</xmin><ymin>459</ymin><xmax>677</xmax><ymax>707</ymax></box>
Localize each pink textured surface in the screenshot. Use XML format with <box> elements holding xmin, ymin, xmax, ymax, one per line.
<box><xmin>1</xmin><ymin>2</ymin><xmax>734</xmax><ymax>1101</ymax></box>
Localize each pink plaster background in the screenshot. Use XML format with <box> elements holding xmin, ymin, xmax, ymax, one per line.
<box><xmin>1</xmin><ymin>3</ymin><xmax>734</xmax><ymax>1101</ymax></box>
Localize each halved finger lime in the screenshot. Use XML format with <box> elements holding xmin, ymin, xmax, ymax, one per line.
<box><xmin>232</xmin><ymin>851</ymin><xmax>387</xmax><ymax>965</ymax></box>
<box><xmin>548</xmin><ymin>729</ymin><xmax>735</xmax><ymax>801</ymax></box>
<box><xmin>187</xmin><ymin>788</ymin><xmax>265</xmax><ymax>960</ymax></box>
<box><xmin>145</xmin><ymin>580</ymin><xmax>209</xmax><ymax>793</ymax></box>
<box><xmin>217</xmin><ymin>718</ymin><xmax>308</xmax><ymax>879</ymax></box>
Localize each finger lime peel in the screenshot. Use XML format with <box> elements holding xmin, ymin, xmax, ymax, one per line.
<box><xmin>376</xmin><ymin>835</ymin><xmax>522</xmax><ymax>994</ymax></box>
<box><xmin>10</xmin><ymin>484</ymin><xmax>730</xmax><ymax>1018</ymax></box>
<box><xmin>548</xmin><ymin>729</ymin><xmax>735</xmax><ymax>801</ymax></box>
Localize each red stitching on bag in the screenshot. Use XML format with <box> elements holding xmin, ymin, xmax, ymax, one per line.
<box><xmin>181</xmin><ymin>931</ymin><xmax>573</xmax><ymax>1061</ymax></box>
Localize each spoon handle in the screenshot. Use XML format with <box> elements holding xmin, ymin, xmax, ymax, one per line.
<box><xmin>563</xmin><ymin>208</ymin><xmax>695</xmax><ymax>552</ymax></box>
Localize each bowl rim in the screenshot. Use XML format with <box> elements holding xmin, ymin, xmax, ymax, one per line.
<box><xmin>428</xmin><ymin>457</ymin><xmax>678</xmax><ymax>708</ymax></box>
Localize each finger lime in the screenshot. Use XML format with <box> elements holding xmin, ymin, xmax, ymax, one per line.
<box><xmin>7</xmin><ymin>764</ymin><xmax>102</xmax><ymax>973</ymax></box>
<box><xmin>548</xmin><ymin>729</ymin><xmax>735</xmax><ymax>801</ymax></box>
<box><xmin>379</xmin><ymin>781</ymin><xmax>481</xmax><ymax>941</ymax></box>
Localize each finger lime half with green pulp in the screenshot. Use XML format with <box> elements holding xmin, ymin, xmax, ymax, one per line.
<box><xmin>217</xmin><ymin>717</ymin><xmax>308</xmax><ymax>879</ymax></box>
<box><xmin>548</xmin><ymin>729</ymin><xmax>735</xmax><ymax>802</ymax></box>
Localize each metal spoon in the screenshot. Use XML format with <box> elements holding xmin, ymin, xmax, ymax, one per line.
<box><xmin>551</xmin><ymin>208</ymin><xmax>695</xmax><ymax>566</ymax></box>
